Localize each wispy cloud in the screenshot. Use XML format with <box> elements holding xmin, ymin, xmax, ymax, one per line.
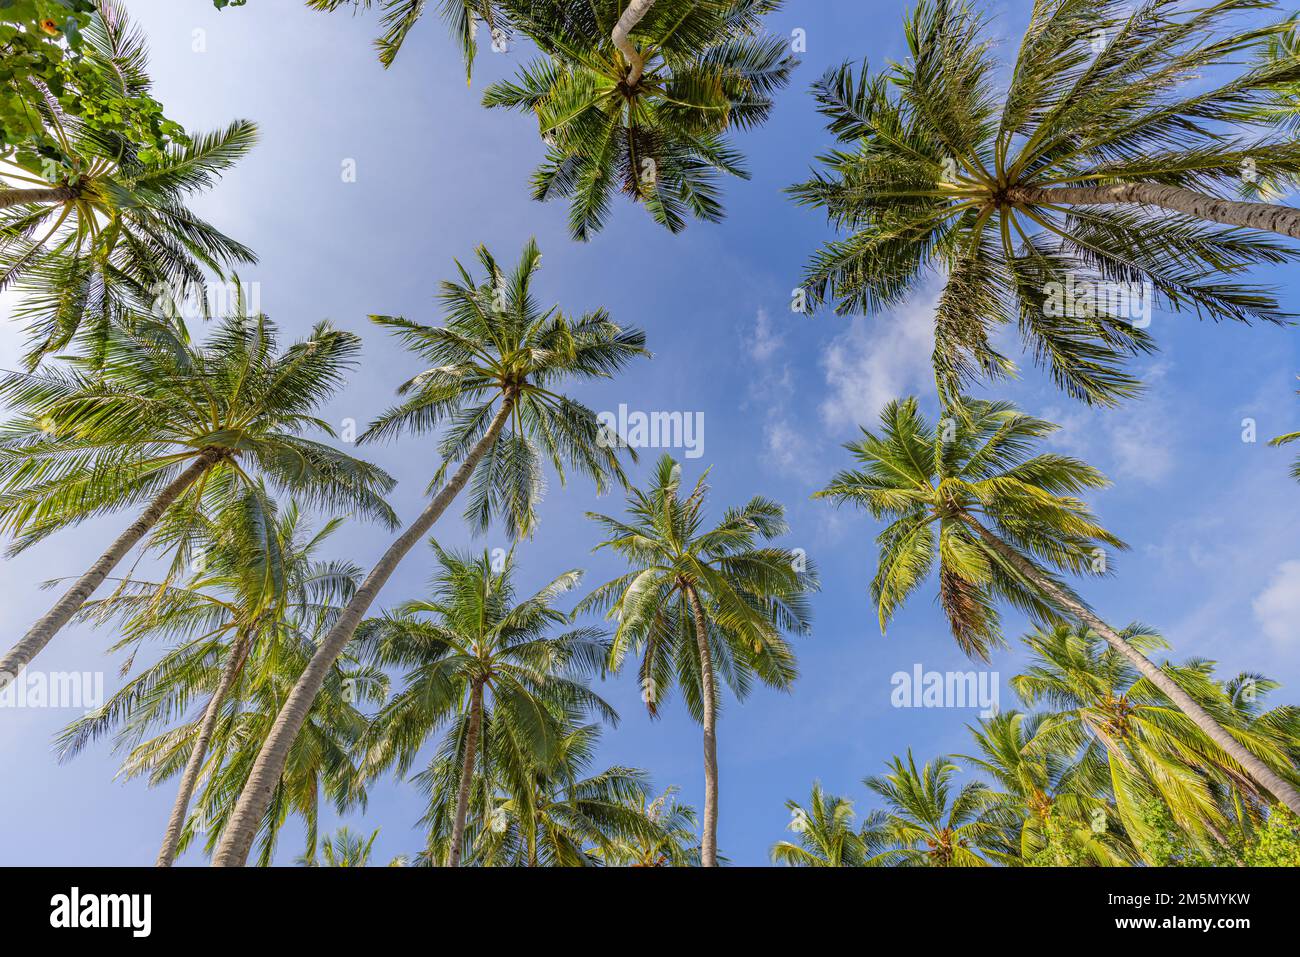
<box><xmin>818</xmin><ymin>289</ymin><xmax>937</xmax><ymax>431</ymax></box>
<box><xmin>1254</xmin><ymin>559</ymin><xmax>1300</xmax><ymax>646</ymax></box>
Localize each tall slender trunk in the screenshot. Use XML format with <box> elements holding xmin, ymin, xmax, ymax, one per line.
<box><xmin>212</xmin><ymin>396</ymin><xmax>517</xmax><ymax>866</ymax></box>
<box><xmin>1010</xmin><ymin>184</ymin><xmax>1300</xmax><ymax>240</ymax></box>
<box><xmin>0</xmin><ymin>185</ymin><xmax>78</xmax><ymax>211</ymax></box>
<box><xmin>448</xmin><ymin>680</ymin><xmax>484</xmax><ymax>867</ymax></box>
<box><xmin>684</xmin><ymin>584</ymin><xmax>719</xmax><ymax>867</ymax></box>
<box><xmin>0</xmin><ymin>451</ymin><xmax>220</xmax><ymax>694</ymax></box>
<box><xmin>156</xmin><ymin>630</ymin><xmax>252</xmax><ymax>867</ymax></box>
<box><xmin>961</xmin><ymin>514</ymin><xmax>1300</xmax><ymax>815</ymax></box>
<box><xmin>612</xmin><ymin>0</ymin><xmax>657</xmax><ymax>86</ymax></box>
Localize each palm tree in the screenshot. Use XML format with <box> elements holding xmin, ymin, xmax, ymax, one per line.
<box><xmin>1</xmin><ymin>1</ymin><xmax>257</xmax><ymax>368</ymax></box>
<box><xmin>960</xmin><ymin>710</ymin><xmax>1134</xmax><ymax>865</ymax></box>
<box><xmin>790</xmin><ymin>0</ymin><xmax>1300</xmax><ymax>406</ymax></box>
<box><xmin>0</xmin><ymin>314</ymin><xmax>396</xmax><ymax>694</ymax></box>
<box><xmin>1013</xmin><ymin>623</ymin><xmax>1300</xmax><ymax>859</ymax></box>
<box><xmin>771</xmin><ymin>782</ymin><xmax>868</xmax><ymax>867</ymax></box>
<box><xmin>58</xmin><ymin>537</ymin><xmax>383</xmax><ymax>866</ymax></box>
<box><xmin>864</xmin><ymin>751</ymin><xmax>1003</xmax><ymax>866</ymax></box>
<box><xmin>815</xmin><ymin>396</ymin><xmax>1300</xmax><ymax>815</ymax></box>
<box><xmin>357</xmin><ymin>545</ymin><xmax>616</xmax><ymax>866</ymax></box>
<box><xmin>60</xmin><ymin>492</ymin><xmax>358</xmax><ymax>866</ymax></box>
<box><xmin>296</xmin><ymin>827</ymin><xmax>381</xmax><ymax>867</ymax></box>
<box><xmin>1269</xmin><ymin>376</ymin><xmax>1300</xmax><ymax>481</ymax></box>
<box><xmin>464</xmin><ymin>720</ymin><xmax>657</xmax><ymax>866</ymax></box>
<box><xmin>212</xmin><ymin>242</ymin><xmax>646</xmax><ymax>866</ymax></box>
<box><xmin>581</xmin><ymin>454</ymin><xmax>816</xmax><ymax>866</ymax></box>
<box><xmin>599</xmin><ymin>786</ymin><xmax>702</xmax><ymax>866</ymax></box>
<box><xmin>483</xmin><ymin>0</ymin><xmax>796</xmax><ymax>239</ymax></box>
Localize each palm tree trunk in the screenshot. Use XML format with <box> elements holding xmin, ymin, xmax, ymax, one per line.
<box><xmin>961</xmin><ymin>514</ymin><xmax>1300</xmax><ymax>815</ymax></box>
<box><xmin>155</xmin><ymin>630</ymin><xmax>252</xmax><ymax>867</ymax></box>
<box><xmin>612</xmin><ymin>0</ymin><xmax>657</xmax><ymax>86</ymax></box>
<box><xmin>1010</xmin><ymin>184</ymin><xmax>1300</xmax><ymax>240</ymax></box>
<box><xmin>0</xmin><ymin>185</ymin><xmax>78</xmax><ymax>210</ymax></box>
<box><xmin>212</xmin><ymin>396</ymin><xmax>517</xmax><ymax>867</ymax></box>
<box><xmin>0</xmin><ymin>451</ymin><xmax>220</xmax><ymax>694</ymax></box>
<box><xmin>448</xmin><ymin>680</ymin><xmax>484</xmax><ymax>867</ymax></box>
<box><xmin>684</xmin><ymin>584</ymin><xmax>719</xmax><ymax>867</ymax></box>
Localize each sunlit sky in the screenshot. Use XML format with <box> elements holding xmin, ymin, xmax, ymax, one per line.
<box><xmin>1</xmin><ymin>0</ymin><xmax>1298</xmax><ymax>866</ymax></box>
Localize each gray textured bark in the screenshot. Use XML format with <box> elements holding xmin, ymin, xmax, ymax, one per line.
<box><xmin>0</xmin><ymin>451</ymin><xmax>220</xmax><ymax>694</ymax></box>
<box><xmin>962</xmin><ymin>514</ymin><xmax>1300</xmax><ymax>815</ymax></box>
<box><xmin>448</xmin><ymin>680</ymin><xmax>484</xmax><ymax>867</ymax></box>
<box><xmin>156</xmin><ymin>630</ymin><xmax>252</xmax><ymax>867</ymax></box>
<box><xmin>1010</xmin><ymin>184</ymin><xmax>1300</xmax><ymax>240</ymax></box>
<box><xmin>612</xmin><ymin>0</ymin><xmax>657</xmax><ymax>86</ymax></box>
<box><xmin>685</xmin><ymin>584</ymin><xmax>719</xmax><ymax>867</ymax></box>
<box><xmin>0</xmin><ymin>185</ymin><xmax>78</xmax><ymax>210</ymax></box>
<box><xmin>212</xmin><ymin>397</ymin><xmax>517</xmax><ymax>866</ymax></box>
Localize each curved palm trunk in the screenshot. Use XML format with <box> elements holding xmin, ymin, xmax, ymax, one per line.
<box><xmin>0</xmin><ymin>186</ymin><xmax>78</xmax><ymax>210</ymax></box>
<box><xmin>212</xmin><ymin>397</ymin><xmax>517</xmax><ymax>866</ymax></box>
<box><xmin>962</xmin><ymin>515</ymin><xmax>1300</xmax><ymax>815</ymax></box>
<box><xmin>0</xmin><ymin>452</ymin><xmax>220</xmax><ymax>694</ymax></box>
<box><xmin>156</xmin><ymin>631</ymin><xmax>253</xmax><ymax>867</ymax></box>
<box><xmin>684</xmin><ymin>585</ymin><xmax>719</xmax><ymax>867</ymax></box>
<box><xmin>612</xmin><ymin>0</ymin><xmax>657</xmax><ymax>86</ymax></box>
<box><xmin>1011</xmin><ymin>184</ymin><xmax>1300</xmax><ymax>240</ymax></box>
<box><xmin>448</xmin><ymin>680</ymin><xmax>484</xmax><ymax>867</ymax></box>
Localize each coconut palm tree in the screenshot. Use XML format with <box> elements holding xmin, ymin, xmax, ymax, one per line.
<box><xmin>296</xmin><ymin>827</ymin><xmax>381</xmax><ymax>866</ymax></box>
<box><xmin>1013</xmin><ymin>623</ymin><xmax>1300</xmax><ymax>860</ymax></box>
<box><xmin>356</xmin><ymin>545</ymin><xmax>616</xmax><ymax>866</ymax></box>
<box><xmin>1</xmin><ymin>1</ymin><xmax>257</xmax><ymax>368</ymax></box>
<box><xmin>815</xmin><ymin>396</ymin><xmax>1300</xmax><ymax>815</ymax></box>
<box><xmin>483</xmin><ymin>0</ymin><xmax>796</xmax><ymax>240</ymax></box>
<box><xmin>0</xmin><ymin>314</ymin><xmax>396</xmax><ymax>695</ymax></box>
<box><xmin>1269</xmin><ymin>376</ymin><xmax>1300</xmax><ymax>481</ymax></box>
<box><xmin>58</xmin><ymin>492</ymin><xmax>358</xmax><ymax>866</ymax></box>
<box><xmin>58</xmin><ymin>538</ymin><xmax>383</xmax><ymax>866</ymax></box>
<box><xmin>960</xmin><ymin>710</ymin><xmax>1134</xmax><ymax>865</ymax></box>
<box><xmin>864</xmin><ymin>751</ymin><xmax>1003</xmax><ymax>866</ymax></box>
<box><xmin>212</xmin><ymin>239</ymin><xmax>646</xmax><ymax>867</ymax></box>
<box><xmin>599</xmin><ymin>786</ymin><xmax>702</xmax><ymax>867</ymax></box>
<box><xmin>581</xmin><ymin>454</ymin><xmax>816</xmax><ymax>866</ymax></box>
<box><xmin>461</xmin><ymin>720</ymin><xmax>657</xmax><ymax>866</ymax></box>
<box><xmin>771</xmin><ymin>782</ymin><xmax>870</xmax><ymax>867</ymax></box>
<box><xmin>790</xmin><ymin>0</ymin><xmax>1300</xmax><ymax>406</ymax></box>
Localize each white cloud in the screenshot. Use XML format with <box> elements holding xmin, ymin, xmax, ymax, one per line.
<box><xmin>1253</xmin><ymin>559</ymin><xmax>1300</xmax><ymax>645</ymax></box>
<box><xmin>748</xmin><ymin>307</ymin><xmax>783</xmax><ymax>363</ymax></box>
<box><xmin>818</xmin><ymin>290</ymin><xmax>937</xmax><ymax>431</ymax></box>
<box><xmin>1042</xmin><ymin>367</ymin><xmax>1176</xmax><ymax>486</ymax></box>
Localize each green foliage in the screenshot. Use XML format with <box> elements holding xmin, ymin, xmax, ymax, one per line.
<box><xmin>1245</xmin><ymin>806</ymin><xmax>1300</xmax><ymax>865</ymax></box>
<box><xmin>1</xmin><ymin>1</ymin><xmax>183</xmax><ymax>164</ymax></box>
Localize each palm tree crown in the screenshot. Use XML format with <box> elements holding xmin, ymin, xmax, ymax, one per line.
<box><xmin>816</xmin><ymin>396</ymin><xmax>1119</xmax><ymax>660</ymax></box>
<box><xmin>483</xmin><ymin>0</ymin><xmax>797</xmax><ymax>239</ymax></box>
<box><xmin>1</xmin><ymin>1</ymin><xmax>257</xmax><ymax>368</ymax></box>
<box><xmin>0</xmin><ymin>313</ymin><xmax>397</xmax><ymax>560</ymax></box>
<box><xmin>358</xmin><ymin>545</ymin><xmax>616</xmax><ymax>865</ymax></box>
<box><xmin>791</xmin><ymin>0</ymin><xmax>1300</xmax><ymax>406</ymax></box>
<box><xmin>362</xmin><ymin>238</ymin><xmax>648</xmax><ymax>537</ymax></box>
<box><xmin>865</xmin><ymin>751</ymin><xmax>1003</xmax><ymax>866</ymax></box>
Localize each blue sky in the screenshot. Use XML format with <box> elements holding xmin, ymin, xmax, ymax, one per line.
<box><xmin>1</xmin><ymin>0</ymin><xmax>1298</xmax><ymax>866</ymax></box>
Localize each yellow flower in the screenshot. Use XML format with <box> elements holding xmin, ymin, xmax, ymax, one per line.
<box><xmin>39</xmin><ymin>18</ymin><xmax>61</xmax><ymax>36</ymax></box>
